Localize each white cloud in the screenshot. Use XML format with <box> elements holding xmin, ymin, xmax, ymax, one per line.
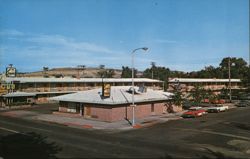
<box><xmin>1</xmin><ymin>30</ymin><xmax>122</xmax><ymax>55</ymax></box>
<box><xmin>1</xmin><ymin>30</ymin><xmax>129</xmax><ymax>71</ymax></box>
<box><xmin>25</xmin><ymin>34</ymin><xmax>119</xmax><ymax>54</ymax></box>
<box><xmin>0</xmin><ymin>29</ymin><xmax>24</xmax><ymax>36</ymax></box>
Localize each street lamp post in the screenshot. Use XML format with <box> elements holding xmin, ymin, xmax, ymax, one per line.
<box><xmin>131</xmin><ymin>47</ymin><xmax>148</xmax><ymax>126</ymax></box>
<box><xmin>228</xmin><ymin>57</ymin><xmax>235</xmax><ymax>103</ymax></box>
<box><xmin>228</xmin><ymin>58</ymin><xmax>232</xmax><ymax>103</ymax></box>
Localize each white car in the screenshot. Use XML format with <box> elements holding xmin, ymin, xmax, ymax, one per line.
<box><xmin>207</xmin><ymin>105</ymin><xmax>229</xmax><ymax>113</ymax></box>
<box><xmin>216</xmin><ymin>105</ymin><xmax>229</xmax><ymax>112</ymax></box>
<box><xmin>207</xmin><ymin>107</ymin><xmax>221</xmax><ymax>113</ymax></box>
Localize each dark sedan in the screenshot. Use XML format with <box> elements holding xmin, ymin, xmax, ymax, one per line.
<box><xmin>236</xmin><ymin>100</ymin><xmax>250</xmax><ymax>107</ymax></box>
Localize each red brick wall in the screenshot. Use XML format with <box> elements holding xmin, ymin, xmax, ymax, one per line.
<box><xmin>90</xmin><ymin>107</ymin><xmax>112</xmax><ymax>122</ymax></box>
<box><xmin>111</xmin><ymin>106</ymin><xmax>131</xmax><ymax>121</ymax></box>
<box><xmin>153</xmin><ymin>103</ymin><xmax>165</xmax><ymax>114</ymax></box>
<box><xmin>110</xmin><ymin>103</ymin><xmax>166</xmax><ymax>122</ymax></box>
<box><xmin>58</xmin><ymin>102</ymin><xmax>170</xmax><ymax>122</ymax></box>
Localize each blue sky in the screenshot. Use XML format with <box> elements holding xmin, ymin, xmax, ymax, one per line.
<box><xmin>0</xmin><ymin>0</ymin><xmax>249</xmax><ymax>72</ymax></box>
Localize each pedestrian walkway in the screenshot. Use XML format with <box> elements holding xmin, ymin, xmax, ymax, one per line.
<box><xmin>0</xmin><ymin>105</ymin><xmax>184</xmax><ymax>131</ymax></box>
<box><xmin>32</xmin><ymin>104</ymin><xmax>236</xmax><ymax>131</ymax></box>
<box><xmin>33</xmin><ymin>112</ymin><xmax>184</xmax><ymax>131</ymax></box>
<box><xmin>0</xmin><ymin>105</ymin><xmax>32</xmax><ymax>111</ymax></box>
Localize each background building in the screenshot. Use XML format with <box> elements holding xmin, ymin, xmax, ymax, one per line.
<box><xmin>0</xmin><ymin>77</ymin><xmax>163</xmax><ymax>107</ymax></box>
<box><xmin>168</xmin><ymin>78</ymin><xmax>241</xmax><ymax>95</ymax></box>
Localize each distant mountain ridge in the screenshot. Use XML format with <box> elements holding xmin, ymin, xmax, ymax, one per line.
<box><xmin>17</xmin><ymin>67</ymin><xmax>143</xmax><ymax>78</ymax></box>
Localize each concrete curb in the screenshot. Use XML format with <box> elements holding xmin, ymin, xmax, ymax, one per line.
<box><xmin>0</xmin><ymin>112</ymin><xmax>18</xmax><ymax>118</ymax></box>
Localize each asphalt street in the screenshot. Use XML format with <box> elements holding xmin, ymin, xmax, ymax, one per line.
<box><xmin>0</xmin><ymin>105</ymin><xmax>250</xmax><ymax>159</ymax></box>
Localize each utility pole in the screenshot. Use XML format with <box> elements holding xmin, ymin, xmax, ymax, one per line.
<box><xmin>151</xmin><ymin>62</ymin><xmax>155</xmax><ymax>79</ymax></box>
<box><xmin>77</xmin><ymin>67</ymin><xmax>80</xmax><ymax>79</ymax></box>
<box><xmin>151</xmin><ymin>70</ymin><xmax>153</xmax><ymax>79</ymax></box>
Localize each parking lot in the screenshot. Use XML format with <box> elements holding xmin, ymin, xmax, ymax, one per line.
<box><xmin>0</xmin><ymin>104</ymin><xmax>250</xmax><ymax>158</ymax></box>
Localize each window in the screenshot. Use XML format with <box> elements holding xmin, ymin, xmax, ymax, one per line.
<box><xmin>28</xmin><ymin>83</ymin><xmax>34</xmax><ymax>87</ymax></box>
<box><xmin>56</xmin><ymin>83</ymin><xmax>62</xmax><ymax>87</ymax></box>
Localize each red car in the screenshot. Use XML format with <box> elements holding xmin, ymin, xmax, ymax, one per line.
<box><xmin>181</xmin><ymin>108</ymin><xmax>206</xmax><ymax>118</ymax></box>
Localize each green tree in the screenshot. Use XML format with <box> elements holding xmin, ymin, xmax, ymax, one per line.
<box><xmin>220</xmin><ymin>57</ymin><xmax>248</xmax><ymax>79</ymax></box>
<box><xmin>97</xmin><ymin>68</ymin><xmax>114</xmax><ymax>78</ymax></box>
<box><xmin>150</xmin><ymin>62</ymin><xmax>156</xmax><ymax>79</ymax></box>
<box><xmin>105</xmin><ymin>69</ymin><xmax>115</xmax><ymax>78</ymax></box>
<box><xmin>242</xmin><ymin>66</ymin><xmax>250</xmax><ymax>91</ymax></box>
<box><xmin>43</xmin><ymin>66</ymin><xmax>49</xmax><ymax>78</ymax></box>
<box><xmin>170</xmin><ymin>84</ymin><xmax>183</xmax><ymax>106</ymax></box>
<box><xmin>169</xmin><ymin>71</ymin><xmax>188</xmax><ymax>78</ymax></box>
<box><xmin>188</xmin><ymin>71</ymin><xmax>198</xmax><ymax>78</ymax></box>
<box><xmin>205</xmin><ymin>89</ymin><xmax>220</xmax><ymax>104</ymax></box>
<box><xmin>121</xmin><ymin>66</ymin><xmax>137</xmax><ymax>78</ymax></box>
<box><xmin>219</xmin><ymin>88</ymin><xmax>229</xmax><ymax>100</ymax></box>
<box><xmin>143</xmin><ymin>65</ymin><xmax>171</xmax><ymax>91</ymax></box>
<box><xmin>99</xmin><ymin>65</ymin><xmax>105</xmax><ymax>69</ymax></box>
<box><xmin>188</xmin><ymin>84</ymin><xmax>206</xmax><ymax>104</ymax></box>
<box><xmin>143</xmin><ymin>66</ymin><xmax>170</xmax><ymax>80</ymax></box>
<box><xmin>185</xmin><ymin>57</ymin><xmax>248</xmax><ymax>79</ymax></box>
<box><xmin>97</xmin><ymin>65</ymin><xmax>106</xmax><ymax>78</ymax></box>
<box><xmin>197</xmin><ymin>66</ymin><xmax>223</xmax><ymax>78</ymax></box>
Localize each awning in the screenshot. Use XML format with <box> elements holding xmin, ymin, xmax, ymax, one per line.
<box><xmin>3</xmin><ymin>92</ymin><xmax>36</xmax><ymax>97</ymax></box>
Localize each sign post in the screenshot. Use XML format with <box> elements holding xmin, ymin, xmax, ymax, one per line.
<box><xmin>6</xmin><ymin>65</ymin><xmax>16</xmax><ymax>77</ymax></box>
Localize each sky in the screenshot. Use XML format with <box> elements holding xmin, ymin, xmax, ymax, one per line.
<box><xmin>0</xmin><ymin>0</ymin><xmax>249</xmax><ymax>73</ymax></box>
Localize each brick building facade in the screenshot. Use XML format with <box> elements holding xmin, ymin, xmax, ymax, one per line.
<box><xmin>57</xmin><ymin>102</ymin><xmax>170</xmax><ymax>122</ymax></box>
<box><xmin>51</xmin><ymin>86</ymin><xmax>181</xmax><ymax>122</ymax></box>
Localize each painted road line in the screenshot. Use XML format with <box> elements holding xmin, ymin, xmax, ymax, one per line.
<box><xmin>0</xmin><ymin>119</ymin><xmax>52</xmax><ymax>133</ymax></box>
<box><xmin>172</xmin><ymin>128</ymin><xmax>250</xmax><ymax>141</ymax></box>
<box><xmin>0</xmin><ymin>126</ymin><xmax>20</xmax><ymax>134</ymax></box>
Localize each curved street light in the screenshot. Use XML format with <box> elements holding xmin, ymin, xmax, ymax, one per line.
<box><xmin>131</xmin><ymin>47</ymin><xmax>148</xmax><ymax>126</ymax></box>
<box><xmin>228</xmin><ymin>57</ymin><xmax>235</xmax><ymax>103</ymax></box>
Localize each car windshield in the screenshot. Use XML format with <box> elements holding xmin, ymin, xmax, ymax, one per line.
<box><xmin>189</xmin><ymin>107</ymin><xmax>202</xmax><ymax>110</ymax></box>
<box><xmin>188</xmin><ymin>108</ymin><xmax>197</xmax><ymax>111</ymax></box>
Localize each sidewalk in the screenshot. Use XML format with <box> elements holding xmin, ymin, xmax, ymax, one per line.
<box><xmin>33</xmin><ymin>112</ymin><xmax>184</xmax><ymax>131</ymax></box>
<box><xmin>0</xmin><ymin>105</ymin><xmax>32</xmax><ymax>111</ymax></box>
<box><xmin>32</xmin><ymin>104</ymin><xmax>237</xmax><ymax>131</ymax></box>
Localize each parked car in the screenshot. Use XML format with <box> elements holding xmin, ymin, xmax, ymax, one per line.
<box><xmin>188</xmin><ymin>106</ymin><xmax>208</xmax><ymax>115</ymax></box>
<box><xmin>238</xmin><ymin>93</ymin><xmax>250</xmax><ymax>100</ymax></box>
<box><xmin>236</xmin><ymin>100</ymin><xmax>250</xmax><ymax>107</ymax></box>
<box><xmin>211</xmin><ymin>99</ymin><xmax>226</xmax><ymax>104</ymax></box>
<box><xmin>217</xmin><ymin>104</ymin><xmax>229</xmax><ymax>111</ymax></box>
<box><xmin>206</xmin><ymin>105</ymin><xmax>228</xmax><ymax>113</ymax></box>
<box><xmin>203</xmin><ymin>99</ymin><xmax>226</xmax><ymax>104</ymax></box>
<box><xmin>181</xmin><ymin>107</ymin><xmax>206</xmax><ymax>118</ymax></box>
<box><xmin>206</xmin><ymin>107</ymin><xmax>221</xmax><ymax>113</ymax></box>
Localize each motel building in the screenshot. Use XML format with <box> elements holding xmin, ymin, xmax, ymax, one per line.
<box><xmin>50</xmin><ymin>86</ymin><xmax>180</xmax><ymax>122</ymax></box>
<box><xmin>168</xmin><ymin>78</ymin><xmax>241</xmax><ymax>95</ymax></box>
<box><xmin>0</xmin><ymin>77</ymin><xmax>163</xmax><ymax>107</ymax></box>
